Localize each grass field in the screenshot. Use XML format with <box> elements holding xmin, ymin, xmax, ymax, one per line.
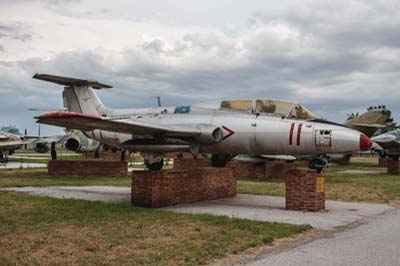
<box><xmin>0</xmin><ymin>169</ymin><xmax>131</xmax><ymax>187</ymax></box>
<box><xmin>0</xmin><ymin>192</ymin><xmax>309</xmax><ymax>266</ymax></box>
<box><xmin>238</xmin><ymin>157</ymin><xmax>400</xmax><ymax>204</ymax></box>
<box><xmin>1</xmin><ymin>156</ymin><xmax>399</xmax><ymax>203</ymax></box>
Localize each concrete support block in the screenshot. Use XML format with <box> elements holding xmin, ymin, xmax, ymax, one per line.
<box><xmin>131</xmin><ymin>168</ymin><xmax>236</xmax><ymax>208</ymax></box>
<box><xmin>48</xmin><ymin>160</ymin><xmax>128</xmax><ymax>176</ymax></box>
<box><xmin>285</xmin><ymin>169</ymin><xmax>325</xmax><ymax>212</ymax></box>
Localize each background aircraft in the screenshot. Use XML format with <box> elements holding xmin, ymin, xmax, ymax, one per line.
<box><xmin>371</xmin><ymin>129</ymin><xmax>400</xmax><ymax>160</ymax></box>
<box><xmin>0</xmin><ymin>128</ymin><xmax>60</xmax><ymax>163</ymax></box>
<box><xmin>33</xmin><ymin>73</ymin><xmax>372</xmax><ymax>171</ymax></box>
<box><xmin>345</xmin><ymin>105</ymin><xmax>395</xmax><ymax>137</ymax></box>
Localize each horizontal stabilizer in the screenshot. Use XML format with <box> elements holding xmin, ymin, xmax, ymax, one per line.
<box><xmin>33</xmin><ymin>73</ymin><xmax>112</xmax><ymax>89</ymax></box>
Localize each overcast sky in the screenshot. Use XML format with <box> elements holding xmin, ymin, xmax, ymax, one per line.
<box><xmin>0</xmin><ymin>0</ymin><xmax>399</xmax><ymax>135</ymax></box>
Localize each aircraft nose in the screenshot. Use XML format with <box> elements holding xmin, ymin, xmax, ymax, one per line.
<box><xmin>359</xmin><ymin>133</ymin><xmax>372</xmax><ymax>151</ymax></box>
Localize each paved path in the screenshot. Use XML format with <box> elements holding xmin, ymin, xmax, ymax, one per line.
<box><xmin>337</xmin><ymin>169</ymin><xmax>386</xmax><ymax>175</ymax></box>
<box><xmin>245</xmin><ymin>208</ymin><xmax>400</xmax><ymax>266</ymax></box>
<box><xmin>1</xmin><ymin>186</ymin><xmax>392</xmax><ymax>230</ymax></box>
<box><xmin>0</xmin><ymin>162</ymin><xmax>47</xmax><ymax>169</ymax></box>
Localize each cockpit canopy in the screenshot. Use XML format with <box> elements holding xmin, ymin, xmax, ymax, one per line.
<box><xmin>220</xmin><ymin>99</ymin><xmax>315</xmax><ymax>119</ymax></box>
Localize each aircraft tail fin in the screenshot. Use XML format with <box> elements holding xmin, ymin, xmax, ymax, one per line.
<box><xmin>33</xmin><ymin>73</ymin><xmax>111</xmax><ymax>116</ymax></box>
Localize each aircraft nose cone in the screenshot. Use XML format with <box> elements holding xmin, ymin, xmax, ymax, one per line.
<box><xmin>359</xmin><ymin>133</ymin><xmax>372</xmax><ymax>151</ymax></box>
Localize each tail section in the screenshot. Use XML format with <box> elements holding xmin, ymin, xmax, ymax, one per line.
<box><xmin>33</xmin><ymin>73</ymin><xmax>111</xmax><ymax>116</ymax></box>
<box><xmin>63</xmin><ymin>86</ymin><xmax>107</xmax><ymax>116</ymax></box>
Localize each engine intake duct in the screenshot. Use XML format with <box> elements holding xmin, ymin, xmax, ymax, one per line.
<box><xmin>195</xmin><ymin>125</ymin><xmax>223</xmax><ymax>144</ymax></box>
<box><xmin>65</xmin><ymin>137</ymin><xmax>80</xmax><ymax>152</ymax></box>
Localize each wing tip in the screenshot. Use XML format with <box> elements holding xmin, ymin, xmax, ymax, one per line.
<box><xmin>35</xmin><ymin>111</ymin><xmax>101</xmax><ymax>120</ymax></box>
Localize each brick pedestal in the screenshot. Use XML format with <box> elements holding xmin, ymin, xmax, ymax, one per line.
<box><xmin>379</xmin><ymin>158</ymin><xmax>388</xmax><ymax>167</ymax></box>
<box><xmin>293</xmin><ymin>160</ymin><xmax>309</xmax><ymax>168</ymax></box>
<box><xmin>387</xmin><ymin>159</ymin><xmax>400</xmax><ymax>174</ymax></box>
<box><xmin>285</xmin><ymin>170</ymin><xmax>325</xmax><ymax>211</ymax></box>
<box><xmin>131</xmin><ymin>168</ymin><xmax>236</xmax><ymax>207</ymax></box>
<box><xmin>83</xmin><ymin>151</ymin><xmax>131</xmax><ymax>161</ymax></box>
<box><xmin>227</xmin><ymin>161</ymin><xmax>266</xmax><ymax>179</ymax></box>
<box><xmin>173</xmin><ymin>158</ymin><xmax>212</xmax><ymax>169</ymax></box>
<box><xmin>228</xmin><ymin>161</ymin><xmax>296</xmax><ymax>180</ymax></box>
<box><xmin>48</xmin><ymin>160</ymin><xmax>128</xmax><ymax>176</ymax></box>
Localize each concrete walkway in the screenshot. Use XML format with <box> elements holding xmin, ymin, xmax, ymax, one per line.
<box><xmin>1</xmin><ymin>186</ymin><xmax>392</xmax><ymax>230</ymax></box>
<box><xmin>243</xmin><ymin>208</ymin><xmax>400</xmax><ymax>266</ymax></box>
<box><xmin>0</xmin><ymin>162</ymin><xmax>47</xmax><ymax>169</ymax></box>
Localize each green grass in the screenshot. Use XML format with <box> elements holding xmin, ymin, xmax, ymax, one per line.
<box><xmin>0</xmin><ymin>169</ymin><xmax>131</xmax><ymax>187</ymax></box>
<box><xmin>0</xmin><ymin>192</ymin><xmax>309</xmax><ymax>266</ymax></box>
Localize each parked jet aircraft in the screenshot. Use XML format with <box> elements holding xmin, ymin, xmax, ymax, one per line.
<box><xmin>33</xmin><ymin>73</ymin><xmax>372</xmax><ymax>171</ymax></box>
<box><xmin>345</xmin><ymin>106</ymin><xmax>394</xmax><ymax>137</ymax></box>
<box><xmin>0</xmin><ymin>129</ymin><xmax>60</xmax><ymax>163</ymax></box>
<box><xmin>371</xmin><ymin>129</ymin><xmax>400</xmax><ymax>160</ymax></box>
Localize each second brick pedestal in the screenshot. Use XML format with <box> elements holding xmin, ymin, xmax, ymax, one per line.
<box><xmin>285</xmin><ymin>170</ymin><xmax>325</xmax><ymax>212</ymax></box>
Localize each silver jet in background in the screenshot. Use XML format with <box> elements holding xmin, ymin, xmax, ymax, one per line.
<box><xmin>371</xmin><ymin>129</ymin><xmax>400</xmax><ymax>160</ymax></box>
<box><xmin>33</xmin><ymin>74</ymin><xmax>372</xmax><ymax>171</ymax></box>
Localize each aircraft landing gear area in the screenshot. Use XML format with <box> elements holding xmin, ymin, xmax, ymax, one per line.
<box><xmin>0</xmin><ymin>152</ymin><xmax>9</xmax><ymax>163</ymax></box>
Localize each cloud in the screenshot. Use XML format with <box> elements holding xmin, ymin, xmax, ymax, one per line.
<box><xmin>0</xmin><ymin>22</ymin><xmax>33</xmax><ymax>42</ymax></box>
<box><xmin>0</xmin><ymin>45</ymin><xmax>4</xmax><ymax>52</ymax></box>
<box><xmin>0</xmin><ymin>0</ymin><xmax>400</xmax><ymax>135</ymax></box>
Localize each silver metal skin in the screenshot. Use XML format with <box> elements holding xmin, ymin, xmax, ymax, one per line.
<box><xmin>371</xmin><ymin>129</ymin><xmax>400</xmax><ymax>159</ymax></box>
<box><xmin>33</xmin><ymin>74</ymin><xmax>371</xmax><ymax>170</ymax></box>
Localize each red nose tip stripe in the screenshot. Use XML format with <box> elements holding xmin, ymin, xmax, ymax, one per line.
<box><xmin>359</xmin><ymin>133</ymin><xmax>372</xmax><ymax>151</ymax></box>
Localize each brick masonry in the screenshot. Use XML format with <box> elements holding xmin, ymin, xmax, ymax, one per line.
<box><xmin>48</xmin><ymin>160</ymin><xmax>128</xmax><ymax>176</ymax></box>
<box><xmin>387</xmin><ymin>159</ymin><xmax>400</xmax><ymax>174</ymax></box>
<box><xmin>379</xmin><ymin>158</ymin><xmax>388</xmax><ymax>167</ymax></box>
<box><xmin>131</xmin><ymin>167</ymin><xmax>236</xmax><ymax>207</ymax></box>
<box><xmin>285</xmin><ymin>169</ymin><xmax>325</xmax><ymax>211</ymax></box>
<box><xmin>173</xmin><ymin>157</ymin><xmax>212</xmax><ymax>169</ymax></box>
<box><xmin>227</xmin><ymin>160</ymin><xmax>296</xmax><ymax>180</ymax></box>
<box><xmin>83</xmin><ymin>151</ymin><xmax>131</xmax><ymax>161</ymax></box>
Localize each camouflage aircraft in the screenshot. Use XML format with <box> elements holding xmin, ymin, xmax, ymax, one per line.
<box><xmin>345</xmin><ymin>105</ymin><xmax>394</xmax><ymax>137</ymax></box>
<box><xmin>33</xmin><ymin>73</ymin><xmax>371</xmax><ymax>171</ymax></box>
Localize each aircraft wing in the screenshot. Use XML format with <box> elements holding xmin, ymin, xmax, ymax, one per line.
<box><xmin>0</xmin><ymin>140</ymin><xmax>24</xmax><ymax>150</ymax></box>
<box><xmin>371</xmin><ymin>134</ymin><xmax>400</xmax><ymax>150</ymax></box>
<box><xmin>35</xmin><ymin>112</ymin><xmax>202</xmax><ymax>137</ymax></box>
<box><xmin>24</xmin><ymin>136</ymin><xmax>64</xmax><ymax>144</ymax></box>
